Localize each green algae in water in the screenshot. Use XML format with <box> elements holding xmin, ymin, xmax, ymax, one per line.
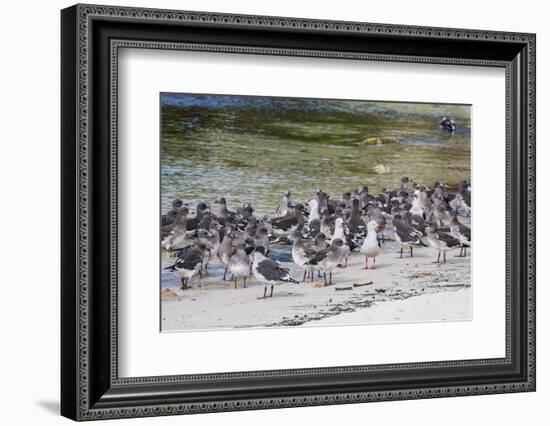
<box><xmin>161</xmin><ymin>94</ymin><xmax>471</xmax><ymax>215</ymax></box>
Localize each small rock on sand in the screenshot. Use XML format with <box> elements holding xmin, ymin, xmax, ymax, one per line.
<box><xmin>162</xmin><ymin>288</ymin><xmax>178</xmax><ymax>298</ymax></box>
<box><xmin>374</xmin><ymin>164</ymin><xmax>391</xmax><ymax>174</ymax></box>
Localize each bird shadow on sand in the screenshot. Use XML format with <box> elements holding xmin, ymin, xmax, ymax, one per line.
<box><xmin>269</xmin><ymin>291</ymin><xmax>309</xmax><ymax>298</ymax></box>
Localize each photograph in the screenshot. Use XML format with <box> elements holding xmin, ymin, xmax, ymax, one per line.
<box><xmin>57</xmin><ymin>3</ymin><xmax>536</xmax><ymax>420</ymax></box>
<box><xmin>160</xmin><ymin>93</ymin><xmax>472</xmax><ymax>331</ymax></box>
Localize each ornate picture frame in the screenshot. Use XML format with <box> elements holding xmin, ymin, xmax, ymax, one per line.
<box><xmin>61</xmin><ymin>4</ymin><xmax>535</xmax><ymax>420</ymax></box>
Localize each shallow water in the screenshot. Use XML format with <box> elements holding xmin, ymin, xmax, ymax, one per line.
<box><xmin>161</xmin><ymin>94</ymin><xmax>470</xmax><ymax>215</ymax></box>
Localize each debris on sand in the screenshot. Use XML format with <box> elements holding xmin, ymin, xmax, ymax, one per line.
<box><xmin>161</xmin><ymin>288</ymin><xmax>179</xmax><ymax>298</ymax></box>
<box><xmin>353</xmin><ymin>281</ymin><xmax>373</xmax><ymax>287</ymax></box>
<box><xmin>408</xmin><ymin>271</ymin><xmax>434</xmax><ymax>279</ymax></box>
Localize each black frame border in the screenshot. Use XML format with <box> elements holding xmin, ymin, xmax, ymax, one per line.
<box><xmin>61</xmin><ymin>4</ymin><xmax>536</xmax><ymax>421</ymax></box>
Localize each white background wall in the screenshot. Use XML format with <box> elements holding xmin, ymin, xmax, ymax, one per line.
<box><xmin>0</xmin><ymin>0</ymin><xmax>546</xmax><ymax>424</ymax></box>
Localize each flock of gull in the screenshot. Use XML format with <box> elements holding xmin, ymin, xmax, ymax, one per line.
<box><xmin>162</xmin><ymin>177</ymin><xmax>471</xmax><ymax>298</ymax></box>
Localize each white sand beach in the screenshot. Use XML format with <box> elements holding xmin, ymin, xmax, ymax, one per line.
<box><xmin>161</xmin><ymin>241</ymin><xmax>471</xmax><ymax>331</ymax></box>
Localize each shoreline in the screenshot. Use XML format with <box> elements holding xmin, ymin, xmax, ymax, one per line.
<box><xmin>161</xmin><ymin>241</ymin><xmax>472</xmax><ymax>331</ymax></box>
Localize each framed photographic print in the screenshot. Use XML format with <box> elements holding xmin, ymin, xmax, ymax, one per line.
<box><xmin>61</xmin><ymin>4</ymin><xmax>536</xmax><ymax>421</ymax></box>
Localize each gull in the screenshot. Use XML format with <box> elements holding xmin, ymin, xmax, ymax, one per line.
<box><xmin>196</xmin><ymin>225</ymin><xmax>219</xmax><ymax>270</ymax></box>
<box><xmin>214</xmin><ymin>197</ymin><xmax>237</xmax><ymax>225</ymax></box>
<box><xmin>430</xmin><ymin>182</ymin><xmax>448</xmax><ymax>202</ymax></box>
<box><xmin>165</xmin><ymin>244</ymin><xmax>205</xmax><ymax>290</ymax></box>
<box><xmin>316</xmin><ymin>190</ymin><xmax>330</xmax><ymax>214</ymax></box>
<box><xmin>360</xmin><ymin>220</ymin><xmax>382</xmax><ymax>269</ymax></box>
<box><xmin>161</xmin><ymin>199</ymin><xmax>184</xmax><ymax>227</ymax></box>
<box><xmin>393</xmin><ymin>214</ymin><xmax>426</xmax><ymax>258</ymax></box>
<box><xmin>292</xmin><ymin>231</ymin><xmax>318</xmax><ymax>282</ymax></box>
<box><xmin>417</xmin><ymin>187</ymin><xmax>433</xmax><ymax>218</ymax></box>
<box><xmin>450</xmin><ymin>181</ymin><xmax>471</xmax><ymax>217</ymax></box>
<box><xmin>341</xmin><ymin>191</ymin><xmax>353</xmax><ymax>209</ymax></box>
<box><xmin>271</xmin><ymin>203</ymin><xmax>304</xmax><ymax>237</ymax></box>
<box><xmin>449</xmin><ymin>193</ymin><xmax>470</xmax><ymax>217</ymax></box>
<box><xmin>260</xmin><ymin>215</ymin><xmax>273</xmax><ymax>236</ymax></box>
<box><xmin>431</xmin><ymin>196</ymin><xmax>450</xmax><ymax>226</ymax></box>
<box><xmin>458</xmin><ymin>180</ymin><xmax>471</xmax><ymax>208</ymax></box>
<box><xmin>309</xmin><ymin>231</ymin><xmax>329</xmax><ymax>279</ymax></box>
<box><xmin>228</xmin><ymin>242</ymin><xmax>251</xmax><ymax>288</ymax></box>
<box><xmin>409</xmin><ymin>191</ymin><xmax>424</xmax><ymax>217</ymax></box>
<box><xmin>304</xmin><ymin>199</ymin><xmax>321</xmax><ymax>238</ymax></box>
<box><xmin>252</xmin><ymin>226</ymin><xmax>270</xmax><ymax>252</ymax></box>
<box><xmin>287</xmin><ymin>222</ymin><xmax>305</xmax><ymax>244</ymax></box>
<box><xmin>398</xmin><ymin>176</ymin><xmax>409</xmax><ymax>195</ymax></box>
<box><xmin>439</xmin><ymin>117</ymin><xmax>457</xmax><ymax>132</ymax></box>
<box><xmin>235</xmin><ymin>203</ymin><xmax>256</xmax><ymax>232</ymax></box>
<box><xmin>195</xmin><ymin>231</ymin><xmax>213</xmax><ymax>269</ymax></box>
<box><xmin>275</xmin><ymin>190</ymin><xmax>291</xmax><ymax>216</ymax></box>
<box><xmin>252</xmin><ymin>247</ymin><xmax>298</xmax><ymax>298</ymax></box>
<box><xmin>244</xmin><ymin>217</ymin><xmax>258</xmax><ymax>240</ymax></box>
<box><xmin>331</xmin><ymin>217</ymin><xmax>352</xmax><ymax>267</ymax></box>
<box><xmin>426</xmin><ymin>222</ymin><xmax>461</xmax><ymax>263</ymax></box>
<box><xmin>403</xmin><ymin>211</ymin><xmax>426</xmax><ymax>235</ymax></box>
<box><xmin>196</xmin><ymin>214</ymin><xmax>214</xmax><ymax>234</ymax></box>
<box><xmin>198</xmin><ymin>222</ymin><xmax>221</xmax><ymax>256</ymax></box>
<box><xmin>186</xmin><ymin>202</ymin><xmax>210</xmax><ymax>232</ymax></box>
<box><xmin>320</xmin><ymin>209</ymin><xmax>335</xmax><ymax>238</ymax></box>
<box><xmin>217</xmin><ymin>227</ymin><xmax>235</xmax><ymax>280</ymax></box>
<box><xmin>307</xmin><ymin>198</ymin><xmax>320</xmax><ymax>225</ymax></box>
<box><xmin>304</xmin><ymin>239</ymin><xmax>347</xmax><ymax>286</ymax></box>
<box><xmin>363</xmin><ymin>204</ymin><xmax>386</xmax><ymax>246</ymax></box>
<box><xmin>311</xmin><ymin>232</ymin><xmax>329</xmax><ymax>252</ymax></box>
<box><xmin>347</xmin><ymin>199</ymin><xmax>366</xmax><ymax>238</ymax></box>
<box><xmin>357</xmin><ymin>186</ymin><xmax>370</xmax><ymax>209</ymax></box>
<box><xmin>450</xmin><ymin>211</ymin><xmax>471</xmax><ymax>257</ymax></box>
<box><xmin>161</xmin><ymin>205</ymin><xmax>188</xmax><ymax>237</ymax></box>
<box><xmin>161</xmin><ymin>209</ymin><xmax>189</xmax><ymax>251</ymax></box>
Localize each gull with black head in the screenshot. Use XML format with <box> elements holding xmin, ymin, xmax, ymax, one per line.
<box><xmin>252</xmin><ymin>247</ymin><xmax>298</xmax><ymax>298</ymax></box>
